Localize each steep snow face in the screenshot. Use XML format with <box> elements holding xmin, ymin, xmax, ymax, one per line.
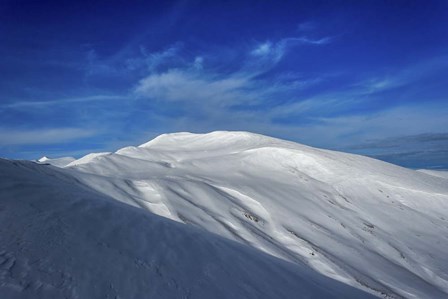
<box><xmin>51</xmin><ymin>132</ymin><xmax>448</xmax><ymax>298</ymax></box>
<box><xmin>0</xmin><ymin>159</ymin><xmax>375</xmax><ymax>299</ymax></box>
<box><xmin>37</xmin><ymin>156</ymin><xmax>75</xmax><ymax>167</ymax></box>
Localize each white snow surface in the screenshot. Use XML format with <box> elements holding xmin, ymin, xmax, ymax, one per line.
<box><xmin>0</xmin><ymin>158</ymin><xmax>374</xmax><ymax>299</ymax></box>
<box><xmin>2</xmin><ymin>131</ymin><xmax>448</xmax><ymax>298</ymax></box>
<box><xmin>65</xmin><ymin>152</ymin><xmax>111</xmax><ymax>167</ymax></box>
<box><xmin>37</xmin><ymin>156</ymin><xmax>75</xmax><ymax>167</ymax></box>
<box><xmin>418</xmin><ymin>169</ymin><xmax>448</xmax><ymax>180</ymax></box>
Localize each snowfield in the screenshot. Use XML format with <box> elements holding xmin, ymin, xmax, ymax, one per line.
<box><xmin>2</xmin><ymin>131</ymin><xmax>448</xmax><ymax>298</ymax></box>
<box><xmin>0</xmin><ymin>158</ymin><xmax>375</xmax><ymax>299</ymax></box>
<box><xmin>418</xmin><ymin>169</ymin><xmax>448</xmax><ymax>180</ymax></box>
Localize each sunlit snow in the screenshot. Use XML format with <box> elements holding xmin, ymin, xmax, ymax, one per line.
<box><xmin>2</xmin><ymin>131</ymin><xmax>448</xmax><ymax>298</ymax></box>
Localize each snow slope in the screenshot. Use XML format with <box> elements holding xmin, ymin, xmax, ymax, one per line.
<box><xmin>61</xmin><ymin>131</ymin><xmax>448</xmax><ymax>299</ymax></box>
<box><xmin>37</xmin><ymin>156</ymin><xmax>75</xmax><ymax>167</ymax></box>
<box><xmin>418</xmin><ymin>169</ymin><xmax>448</xmax><ymax>180</ymax></box>
<box><xmin>65</xmin><ymin>152</ymin><xmax>111</xmax><ymax>167</ymax></box>
<box><xmin>0</xmin><ymin>158</ymin><xmax>374</xmax><ymax>299</ymax></box>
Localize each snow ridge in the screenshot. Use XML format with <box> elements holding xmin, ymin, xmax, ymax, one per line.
<box><xmin>37</xmin><ymin>156</ymin><xmax>75</xmax><ymax>167</ymax></box>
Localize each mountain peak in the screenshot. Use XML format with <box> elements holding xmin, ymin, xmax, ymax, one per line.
<box><xmin>21</xmin><ymin>131</ymin><xmax>448</xmax><ymax>298</ymax></box>
<box><xmin>37</xmin><ymin>156</ymin><xmax>49</xmax><ymax>162</ymax></box>
<box><xmin>139</xmin><ymin>131</ymin><xmax>280</xmax><ymax>149</ymax></box>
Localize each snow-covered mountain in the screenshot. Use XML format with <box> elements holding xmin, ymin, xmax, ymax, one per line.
<box><xmin>0</xmin><ymin>158</ymin><xmax>374</xmax><ymax>299</ymax></box>
<box><xmin>2</xmin><ymin>131</ymin><xmax>448</xmax><ymax>298</ymax></box>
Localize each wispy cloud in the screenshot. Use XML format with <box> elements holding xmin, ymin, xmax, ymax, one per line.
<box><xmin>350</xmin><ymin>133</ymin><xmax>448</xmax><ymax>150</ymax></box>
<box><xmin>135</xmin><ymin>69</ymin><xmax>258</xmax><ymax>107</ymax></box>
<box><xmin>356</xmin><ymin>55</ymin><xmax>448</xmax><ymax>94</ymax></box>
<box><xmin>305</xmin><ymin>104</ymin><xmax>448</xmax><ymax>148</ymax></box>
<box><xmin>251</xmin><ymin>42</ymin><xmax>274</xmax><ymax>57</ymax></box>
<box><xmin>84</xmin><ymin>42</ymin><xmax>186</xmax><ymax>80</ymax></box>
<box><xmin>370</xmin><ymin>150</ymin><xmax>448</xmax><ymax>169</ymax></box>
<box><xmin>0</xmin><ymin>128</ymin><xmax>97</xmax><ymax>146</ymax></box>
<box><xmin>1</xmin><ymin>95</ymin><xmax>127</xmax><ymax>110</ymax></box>
<box><xmin>193</xmin><ymin>56</ymin><xmax>204</xmax><ymax>70</ymax></box>
<box><xmin>345</xmin><ymin>132</ymin><xmax>448</xmax><ymax>169</ymax></box>
<box><xmin>297</xmin><ymin>21</ymin><xmax>316</xmax><ymax>32</ymax></box>
<box><xmin>250</xmin><ymin>36</ymin><xmax>332</xmax><ymax>63</ymax></box>
<box><xmin>126</xmin><ymin>43</ymin><xmax>184</xmax><ymax>72</ymax></box>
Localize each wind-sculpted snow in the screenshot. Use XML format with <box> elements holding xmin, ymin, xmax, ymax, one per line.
<box><xmin>4</xmin><ymin>131</ymin><xmax>448</xmax><ymax>298</ymax></box>
<box><xmin>0</xmin><ymin>159</ymin><xmax>375</xmax><ymax>299</ymax></box>
<box><xmin>60</xmin><ymin>131</ymin><xmax>448</xmax><ymax>298</ymax></box>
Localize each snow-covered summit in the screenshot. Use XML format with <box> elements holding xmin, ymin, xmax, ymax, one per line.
<box><xmin>138</xmin><ymin>131</ymin><xmax>291</xmax><ymax>156</ymax></box>
<box><xmin>140</xmin><ymin>131</ymin><xmax>274</xmax><ymax>145</ymax></box>
<box><xmin>20</xmin><ymin>131</ymin><xmax>448</xmax><ymax>298</ymax></box>
<box><xmin>50</xmin><ymin>130</ymin><xmax>448</xmax><ymax>299</ymax></box>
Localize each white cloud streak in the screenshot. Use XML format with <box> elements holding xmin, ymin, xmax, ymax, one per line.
<box><xmin>126</xmin><ymin>43</ymin><xmax>183</xmax><ymax>72</ymax></box>
<box><xmin>297</xmin><ymin>21</ymin><xmax>316</xmax><ymax>32</ymax></box>
<box><xmin>291</xmin><ymin>104</ymin><xmax>448</xmax><ymax>148</ymax></box>
<box><xmin>0</xmin><ymin>128</ymin><xmax>97</xmax><ymax>146</ymax></box>
<box><xmin>357</xmin><ymin>55</ymin><xmax>448</xmax><ymax>94</ymax></box>
<box><xmin>135</xmin><ymin>69</ymin><xmax>259</xmax><ymax>107</ymax></box>
<box><xmin>251</xmin><ymin>36</ymin><xmax>332</xmax><ymax>63</ymax></box>
<box><xmin>1</xmin><ymin>95</ymin><xmax>127</xmax><ymax>110</ymax></box>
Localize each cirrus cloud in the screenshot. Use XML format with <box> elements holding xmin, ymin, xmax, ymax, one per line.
<box><xmin>0</xmin><ymin>128</ymin><xmax>98</xmax><ymax>146</ymax></box>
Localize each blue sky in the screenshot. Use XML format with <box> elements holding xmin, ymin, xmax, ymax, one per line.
<box><xmin>1</xmin><ymin>0</ymin><xmax>447</xmax><ymax>169</ymax></box>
